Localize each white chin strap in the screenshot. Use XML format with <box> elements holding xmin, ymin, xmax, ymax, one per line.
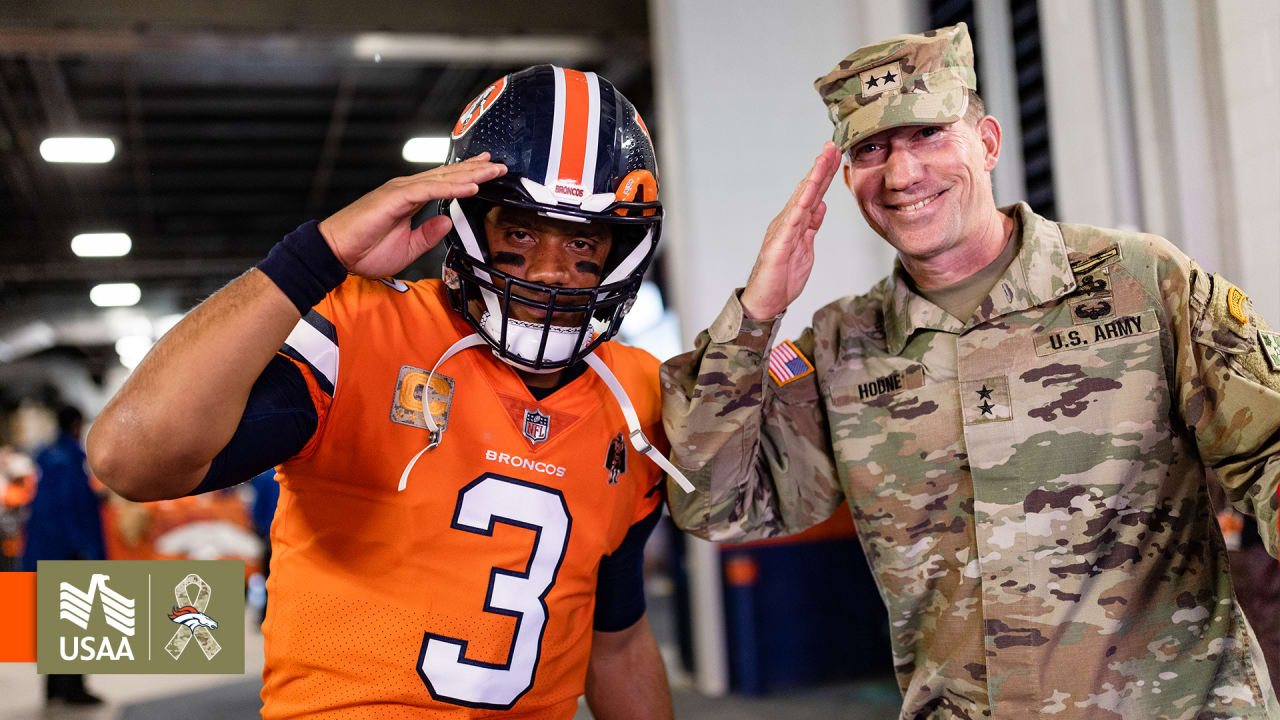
<box><xmin>397</xmin><ymin>334</ymin><xmax>693</xmax><ymax>494</ymax></box>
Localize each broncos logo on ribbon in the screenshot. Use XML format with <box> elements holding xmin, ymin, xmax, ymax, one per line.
<box><xmin>168</xmin><ymin>605</ymin><xmax>219</xmax><ymax>635</ymax></box>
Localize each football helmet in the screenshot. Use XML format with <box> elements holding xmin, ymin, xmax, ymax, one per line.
<box><xmin>415</xmin><ymin>64</ymin><xmax>662</xmax><ymax>372</ymax></box>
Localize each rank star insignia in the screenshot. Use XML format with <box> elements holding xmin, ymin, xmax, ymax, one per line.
<box><xmin>858</xmin><ymin>61</ymin><xmax>901</xmax><ymax>98</ymax></box>
<box><xmin>961</xmin><ymin>376</ymin><xmax>1012</xmax><ymax>424</ymax></box>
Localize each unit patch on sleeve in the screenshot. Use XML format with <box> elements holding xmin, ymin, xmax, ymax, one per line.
<box><xmin>767</xmin><ymin>340</ymin><xmax>815</xmax><ymax>387</ymax></box>
<box><xmin>1258</xmin><ymin>330</ymin><xmax>1280</xmax><ymax>372</ymax></box>
<box><xmin>390</xmin><ymin>365</ymin><xmax>454</xmax><ymax>432</ymax></box>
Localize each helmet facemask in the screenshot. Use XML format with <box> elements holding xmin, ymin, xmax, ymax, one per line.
<box><xmin>442</xmin><ymin>192</ymin><xmax>659</xmax><ymax>371</ymax></box>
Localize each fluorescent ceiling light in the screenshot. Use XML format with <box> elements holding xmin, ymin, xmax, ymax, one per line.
<box><xmin>115</xmin><ymin>335</ymin><xmax>152</xmax><ymax>370</ymax></box>
<box><xmin>402</xmin><ymin>137</ymin><xmax>450</xmax><ymax>163</ymax></box>
<box><xmin>40</xmin><ymin>137</ymin><xmax>116</xmax><ymax>164</ymax></box>
<box><xmin>90</xmin><ymin>283</ymin><xmax>141</xmax><ymax>307</ymax></box>
<box><xmin>71</xmin><ymin>232</ymin><xmax>131</xmax><ymax>257</ymax></box>
<box><xmin>353</xmin><ymin>33</ymin><xmax>600</xmax><ymax>64</ymax></box>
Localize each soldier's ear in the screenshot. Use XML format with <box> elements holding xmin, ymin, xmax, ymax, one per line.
<box><xmin>841</xmin><ymin>155</ymin><xmax>854</xmax><ymax>194</ymax></box>
<box><xmin>977</xmin><ymin>115</ymin><xmax>1001</xmax><ymax>172</ymax></box>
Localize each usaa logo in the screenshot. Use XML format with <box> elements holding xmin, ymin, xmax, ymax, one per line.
<box><xmin>57</xmin><ymin>573</ymin><xmax>136</xmax><ymax>662</ymax></box>
<box><xmin>38</xmin><ymin>560</ymin><xmax>245</xmax><ymax>674</ymax></box>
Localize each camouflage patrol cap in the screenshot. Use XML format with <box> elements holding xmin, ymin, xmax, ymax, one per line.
<box><xmin>815</xmin><ymin>23</ymin><xmax>977</xmax><ymax>152</ymax></box>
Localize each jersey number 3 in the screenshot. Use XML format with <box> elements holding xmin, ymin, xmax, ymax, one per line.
<box><xmin>416</xmin><ymin>474</ymin><xmax>572</xmax><ymax>709</ymax></box>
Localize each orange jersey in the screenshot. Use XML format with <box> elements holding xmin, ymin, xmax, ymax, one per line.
<box><xmin>262</xmin><ymin>278</ymin><xmax>664</xmax><ymax>719</ymax></box>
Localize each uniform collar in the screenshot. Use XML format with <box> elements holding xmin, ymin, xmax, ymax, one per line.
<box><xmin>883</xmin><ymin>202</ymin><xmax>1077</xmax><ymax>355</ymax></box>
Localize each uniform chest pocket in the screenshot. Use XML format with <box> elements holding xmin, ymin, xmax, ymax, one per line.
<box><xmin>1018</xmin><ymin>310</ymin><xmax>1166</xmax><ymax>427</ymax></box>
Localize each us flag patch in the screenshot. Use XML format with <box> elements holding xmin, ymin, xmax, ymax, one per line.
<box><xmin>767</xmin><ymin>340</ymin><xmax>814</xmax><ymax>386</ymax></box>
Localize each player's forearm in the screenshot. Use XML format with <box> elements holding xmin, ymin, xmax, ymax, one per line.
<box><xmin>88</xmin><ymin>268</ymin><xmax>300</xmax><ymax>501</ymax></box>
<box><xmin>585</xmin><ymin>616</ymin><xmax>673</xmax><ymax>720</ymax></box>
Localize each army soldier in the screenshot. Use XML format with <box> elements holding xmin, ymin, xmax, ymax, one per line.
<box><xmin>662</xmin><ymin>23</ymin><xmax>1280</xmax><ymax>719</ymax></box>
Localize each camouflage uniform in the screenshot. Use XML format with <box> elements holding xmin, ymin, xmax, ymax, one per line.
<box><xmin>663</xmin><ymin>203</ymin><xmax>1280</xmax><ymax>719</ymax></box>
<box><xmin>663</xmin><ymin>24</ymin><xmax>1280</xmax><ymax>720</ymax></box>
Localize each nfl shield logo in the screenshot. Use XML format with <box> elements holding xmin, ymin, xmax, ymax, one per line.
<box><xmin>522</xmin><ymin>409</ymin><xmax>550</xmax><ymax>444</ymax></box>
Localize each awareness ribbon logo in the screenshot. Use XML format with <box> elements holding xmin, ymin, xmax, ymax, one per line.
<box><xmin>164</xmin><ymin>573</ymin><xmax>221</xmax><ymax>660</ymax></box>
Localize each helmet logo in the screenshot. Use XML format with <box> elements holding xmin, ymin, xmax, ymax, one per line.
<box><xmin>452</xmin><ymin>77</ymin><xmax>507</xmax><ymax>140</ymax></box>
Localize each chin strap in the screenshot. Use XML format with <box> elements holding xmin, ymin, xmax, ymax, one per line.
<box><xmin>582</xmin><ymin>353</ymin><xmax>694</xmax><ymax>493</ymax></box>
<box><xmin>397</xmin><ymin>335</ymin><xmax>693</xmax><ymax>494</ymax></box>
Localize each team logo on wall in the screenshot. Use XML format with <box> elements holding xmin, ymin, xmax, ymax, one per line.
<box><xmin>522</xmin><ymin>409</ymin><xmax>550</xmax><ymax>444</ymax></box>
<box><xmin>604</xmin><ymin>432</ymin><xmax>627</xmax><ymax>484</ymax></box>
<box><xmin>36</xmin><ymin>560</ymin><xmax>244</xmax><ymax>674</ymax></box>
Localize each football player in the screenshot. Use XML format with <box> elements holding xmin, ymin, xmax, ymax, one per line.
<box><xmin>88</xmin><ymin>65</ymin><xmax>688</xmax><ymax>719</ymax></box>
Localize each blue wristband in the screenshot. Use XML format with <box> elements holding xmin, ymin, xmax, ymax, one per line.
<box><xmin>256</xmin><ymin>220</ymin><xmax>348</xmax><ymax>315</ymax></box>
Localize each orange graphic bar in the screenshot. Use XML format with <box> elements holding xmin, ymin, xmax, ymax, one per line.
<box><xmin>0</xmin><ymin>572</ymin><xmax>37</xmax><ymax>662</ymax></box>
<box><xmin>558</xmin><ymin>69</ymin><xmax>590</xmax><ymax>185</ymax></box>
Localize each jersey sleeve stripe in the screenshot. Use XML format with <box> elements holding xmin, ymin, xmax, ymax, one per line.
<box><xmin>281</xmin><ymin>311</ymin><xmax>338</xmax><ymax>396</ymax></box>
<box><xmin>301</xmin><ymin>308</ymin><xmax>338</xmax><ymax>343</ymax></box>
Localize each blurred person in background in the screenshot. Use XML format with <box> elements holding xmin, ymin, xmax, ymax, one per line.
<box><xmin>0</xmin><ymin>445</ymin><xmax>36</xmax><ymax>571</ymax></box>
<box><xmin>22</xmin><ymin>404</ymin><xmax>104</xmax><ymax>705</ymax></box>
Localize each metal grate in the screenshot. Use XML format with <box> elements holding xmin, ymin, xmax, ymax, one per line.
<box><xmin>1008</xmin><ymin>0</ymin><xmax>1055</xmax><ymax>219</ymax></box>
<box><xmin>928</xmin><ymin>0</ymin><xmax>981</xmax><ymax>80</ymax></box>
<box><xmin>930</xmin><ymin>0</ymin><xmax>1056</xmax><ymax>220</ymax></box>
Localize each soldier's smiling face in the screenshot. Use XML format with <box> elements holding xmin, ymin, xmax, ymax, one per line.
<box><xmin>844</xmin><ymin>116</ymin><xmax>1001</xmax><ymax>263</ymax></box>
<box><xmin>482</xmin><ymin>206</ymin><xmax>613</xmax><ymax>324</ymax></box>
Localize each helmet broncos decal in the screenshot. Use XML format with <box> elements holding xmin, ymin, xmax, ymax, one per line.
<box><xmin>414</xmin><ymin>64</ymin><xmax>663</xmax><ymax>372</ymax></box>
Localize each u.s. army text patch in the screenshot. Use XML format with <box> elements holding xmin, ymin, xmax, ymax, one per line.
<box><xmin>1034</xmin><ymin>310</ymin><xmax>1159</xmax><ymax>357</ymax></box>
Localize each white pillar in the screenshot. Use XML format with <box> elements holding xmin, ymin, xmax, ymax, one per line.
<box><xmin>649</xmin><ymin>0</ymin><xmax>923</xmax><ymax>695</ymax></box>
<box><xmin>1205</xmin><ymin>0</ymin><xmax>1280</xmax><ymax>318</ymax></box>
<box><xmin>1038</xmin><ymin>0</ymin><xmax>1119</xmax><ymax>227</ymax></box>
